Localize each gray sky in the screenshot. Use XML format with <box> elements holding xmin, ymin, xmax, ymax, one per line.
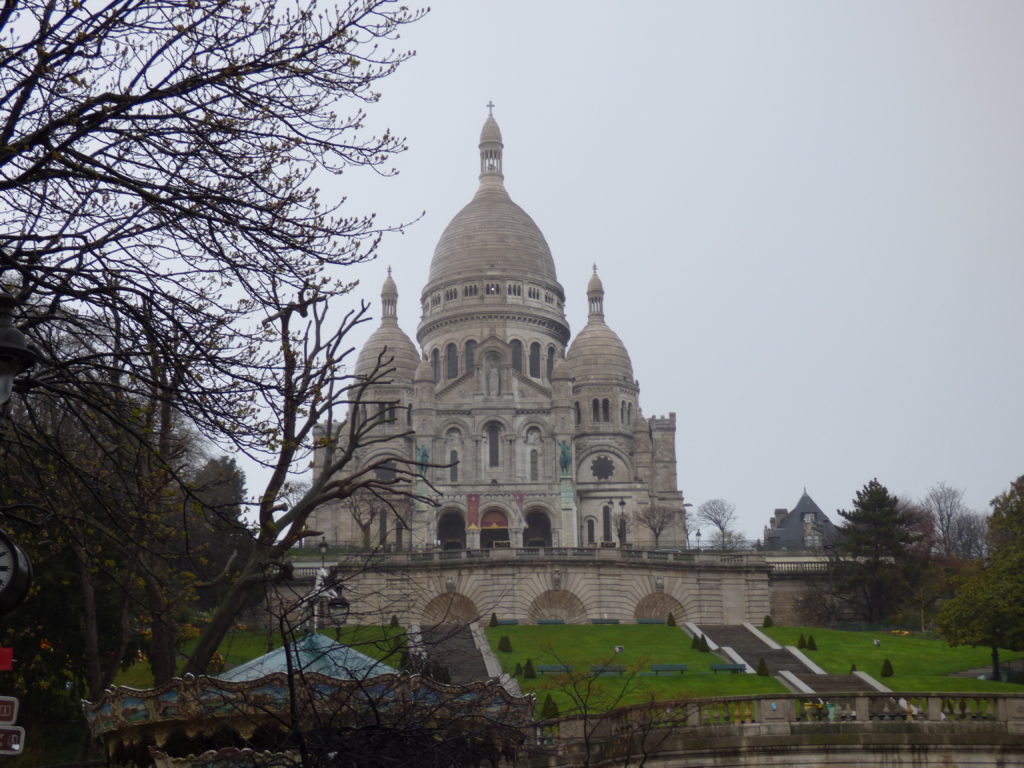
<box><xmin>319</xmin><ymin>1</ymin><xmax>1024</xmax><ymax>539</ymax></box>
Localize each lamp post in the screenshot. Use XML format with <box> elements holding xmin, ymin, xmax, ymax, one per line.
<box><xmin>617</xmin><ymin>498</ymin><xmax>627</xmax><ymax>545</ymax></box>
<box><xmin>318</xmin><ymin>536</ymin><xmax>328</xmax><ymax>568</ymax></box>
<box><xmin>695</xmin><ymin>529</ymin><xmax>701</xmax><ymax>551</ymax></box>
<box><xmin>0</xmin><ymin>291</ymin><xmax>35</xmax><ymax>405</ymax></box>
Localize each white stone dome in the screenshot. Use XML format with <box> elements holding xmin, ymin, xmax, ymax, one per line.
<box><xmin>566</xmin><ymin>267</ymin><xmax>633</xmax><ymax>383</ymax></box>
<box><xmin>355</xmin><ymin>272</ymin><xmax>419</xmax><ymax>381</ymax></box>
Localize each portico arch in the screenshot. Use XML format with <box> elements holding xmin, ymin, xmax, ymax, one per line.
<box><xmin>480</xmin><ymin>508</ymin><xmax>510</xmax><ymax>548</ymax></box>
<box><xmin>421</xmin><ymin>593</ymin><xmax>479</xmax><ymax>626</ymax></box>
<box><xmin>528</xmin><ymin>589</ymin><xmax>587</xmax><ymax>624</ymax></box>
<box><xmin>634</xmin><ymin>593</ymin><xmax>685</xmax><ymax>623</ymax></box>
<box><xmin>437</xmin><ymin>510</ymin><xmax>466</xmax><ymax>550</ymax></box>
<box><xmin>524</xmin><ymin>509</ymin><xmax>552</xmax><ymax>547</ymax></box>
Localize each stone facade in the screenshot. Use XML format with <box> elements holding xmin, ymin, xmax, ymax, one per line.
<box><xmin>310</xmin><ymin>111</ymin><xmax>686</xmax><ymax>552</ymax></box>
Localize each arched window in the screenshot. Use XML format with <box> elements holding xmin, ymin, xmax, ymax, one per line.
<box><xmin>592</xmin><ymin>399</ymin><xmax>600</xmax><ymax>422</ymax></box>
<box><xmin>387</xmin><ymin>403</ymin><xmax>396</xmax><ymax>423</ymax></box>
<box><xmin>379</xmin><ymin>507</ymin><xmax>388</xmax><ymax>546</ymax></box>
<box><xmin>510</xmin><ymin>340</ymin><xmax>523</xmax><ymax>373</ymax></box>
<box><xmin>627</xmin><ymin>403</ymin><xmax>632</xmax><ymax>424</ymax></box>
<box><xmin>450</xmin><ymin>450</ymin><xmax>459</xmax><ymax>482</ymax></box>
<box><xmin>431</xmin><ymin>349</ymin><xmax>440</xmax><ymax>384</ymax></box>
<box><xmin>602</xmin><ymin>399</ymin><xmax>610</xmax><ymax>422</ymax></box>
<box><xmin>486</xmin><ymin>422</ymin><xmax>501</xmax><ymax>468</ymax></box>
<box><xmin>530</xmin><ymin>449</ymin><xmax>539</xmax><ymax>481</ymax></box>
<box><xmin>406</xmin><ymin>403</ymin><xmax>413</xmax><ymax>426</ymax></box>
<box><xmin>602</xmin><ymin>505</ymin><xmax>612</xmax><ymax>542</ymax></box>
<box><xmin>529</xmin><ymin>342</ymin><xmax>541</xmax><ymax>378</ymax></box>
<box><xmin>587</xmin><ymin>518</ymin><xmax>596</xmax><ymax>545</ymax></box>
<box><xmin>446</xmin><ymin>343</ymin><xmax>458</xmax><ymax>380</ymax></box>
<box><xmin>465</xmin><ymin>340</ymin><xmax>476</xmax><ymax>373</ymax></box>
<box><xmin>546</xmin><ymin>345</ymin><xmax>555</xmax><ymax>380</ymax></box>
<box><xmin>574</xmin><ymin>401</ymin><xmax>581</xmax><ymax>425</ymax></box>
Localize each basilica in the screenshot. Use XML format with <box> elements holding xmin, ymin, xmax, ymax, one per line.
<box><xmin>310</xmin><ymin>111</ymin><xmax>686</xmax><ymax>552</ymax></box>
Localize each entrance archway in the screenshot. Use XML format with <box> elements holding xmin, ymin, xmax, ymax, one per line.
<box><xmin>480</xmin><ymin>508</ymin><xmax>510</xmax><ymax>548</ymax></box>
<box><xmin>437</xmin><ymin>511</ymin><xmax>466</xmax><ymax>550</ymax></box>
<box><xmin>524</xmin><ymin>510</ymin><xmax>552</xmax><ymax>547</ymax></box>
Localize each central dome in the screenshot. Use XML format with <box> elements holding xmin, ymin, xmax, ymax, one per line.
<box><xmin>426</xmin><ymin>113</ymin><xmax>558</xmax><ymax>286</ymax></box>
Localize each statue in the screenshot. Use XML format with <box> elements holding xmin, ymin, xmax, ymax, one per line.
<box><xmin>558</xmin><ymin>440</ymin><xmax>571</xmax><ymax>475</ymax></box>
<box><xmin>416</xmin><ymin>444</ymin><xmax>429</xmax><ymax>466</ymax></box>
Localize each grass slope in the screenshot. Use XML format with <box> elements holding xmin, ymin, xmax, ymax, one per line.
<box><xmin>485</xmin><ymin>625</ymin><xmax>784</xmax><ymax>714</ymax></box>
<box><xmin>761</xmin><ymin>626</ymin><xmax>1024</xmax><ymax>693</ymax></box>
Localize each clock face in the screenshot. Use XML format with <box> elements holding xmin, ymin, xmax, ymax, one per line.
<box><xmin>0</xmin><ymin>532</ymin><xmax>32</xmax><ymax>614</ymax></box>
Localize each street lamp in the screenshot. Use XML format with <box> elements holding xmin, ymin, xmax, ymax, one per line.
<box><xmin>0</xmin><ymin>291</ymin><xmax>35</xmax><ymax>405</ymax></box>
<box><xmin>318</xmin><ymin>536</ymin><xmax>328</xmax><ymax>567</ymax></box>
<box><xmin>695</xmin><ymin>529</ymin><xmax>702</xmax><ymax>551</ymax></box>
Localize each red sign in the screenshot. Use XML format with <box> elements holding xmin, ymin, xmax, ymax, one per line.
<box><xmin>0</xmin><ymin>648</ymin><xmax>12</xmax><ymax>671</ymax></box>
<box><xmin>0</xmin><ymin>726</ymin><xmax>23</xmax><ymax>755</ymax></box>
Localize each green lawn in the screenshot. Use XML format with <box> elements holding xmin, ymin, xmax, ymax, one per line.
<box><xmin>761</xmin><ymin>625</ymin><xmax>1024</xmax><ymax>693</ymax></box>
<box><xmin>115</xmin><ymin>625</ymin><xmax>405</xmax><ymax>688</ymax></box>
<box><xmin>485</xmin><ymin>624</ymin><xmax>785</xmax><ymax>714</ymax></box>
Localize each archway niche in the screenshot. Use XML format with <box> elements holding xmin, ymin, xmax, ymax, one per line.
<box><xmin>633</xmin><ymin>593</ymin><xmax>685</xmax><ymax>623</ymax></box>
<box><xmin>421</xmin><ymin>593</ymin><xmax>479</xmax><ymax>626</ymax></box>
<box><xmin>524</xmin><ymin>510</ymin><xmax>552</xmax><ymax>547</ymax></box>
<box><xmin>480</xmin><ymin>508</ymin><xmax>509</xmax><ymax>548</ymax></box>
<box><xmin>437</xmin><ymin>511</ymin><xmax>466</xmax><ymax>550</ymax></box>
<box><xmin>528</xmin><ymin>590</ymin><xmax>587</xmax><ymax>624</ymax></box>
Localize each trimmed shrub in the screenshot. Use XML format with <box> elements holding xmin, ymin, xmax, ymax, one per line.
<box><xmin>389</xmin><ymin>615</ymin><xmax>400</xmax><ymax>629</ymax></box>
<box><xmin>667</xmin><ymin>612</ymin><xmax>676</xmax><ymax>627</ymax></box>
<box><xmin>849</xmin><ymin>663</ymin><xmax>857</xmax><ymax>674</ymax></box>
<box><xmin>524</xmin><ymin>658</ymin><xmax>537</xmax><ymax>679</ymax></box>
<box><xmin>541</xmin><ymin>694</ymin><xmax>559</xmax><ymax>720</ymax></box>
<box><xmin>513</xmin><ymin>662</ymin><xmax>523</xmax><ymax>677</ymax></box>
<box><xmin>690</xmin><ymin>633</ymin><xmax>700</xmax><ymax>649</ymax></box>
<box><xmin>762</xmin><ymin>615</ymin><xmax>774</xmax><ymax>628</ymax></box>
<box><xmin>797</xmin><ymin>633</ymin><xmax>807</xmax><ymax>649</ymax></box>
<box><xmin>807</xmin><ymin>635</ymin><xmax>817</xmax><ymax>651</ymax></box>
<box><xmin>498</xmin><ymin>635</ymin><xmax>512</xmax><ymax>653</ymax></box>
<box><xmin>489</xmin><ymin>613</ymin><xmax>499</xmax><ymax>627</ymax></box>
<box><xmin>756</xmin><ymin>657</ymin><xmax>769</xmax><ymax>676</ymax></box>
<box><xmin>698</xmin><ymin>635</ymin><xmax>710</xmax><ymax>653</ymax></box>
<box><xmin>881</xmin><ymin>658</ymin><xmax>894</xmax><ymax>678</ymax></box>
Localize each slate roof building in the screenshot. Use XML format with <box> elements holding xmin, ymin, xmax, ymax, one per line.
<box><xmin>310</xmin><ymin>111</ymin><xmax>687</xmax><ymax>551</ymax></box>
<box><xmin>762</xmin><ymin>491</ymin><xmax>841</xmax><ymax>551</ymax></box>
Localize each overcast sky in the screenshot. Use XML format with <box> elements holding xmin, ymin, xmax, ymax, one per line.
<box><xmin>316</xmin><ymin>1</ymin><xmax>1024</xmax><ymax>539</ymax></box>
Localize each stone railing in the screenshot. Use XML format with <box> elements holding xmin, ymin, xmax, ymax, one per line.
<box><xmin>539</xmin><ymin>691</ymin><xmax>1024</xmax><ymax>745</ymax></box>
<box><xmin>290</xmin><ymin>547</ymin><xmax>777</xmax><ymax>576</ymax></box>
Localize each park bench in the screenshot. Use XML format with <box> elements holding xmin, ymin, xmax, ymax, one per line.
<box><xmin>650</xmin><ymin>664</ymin><xmax>688</xmax><ymax>675</ymax></box>
<box><xmin>591</xmin><ymin>618</ymin><xmax>619</xmax><ymax>624</ymax></box>
<box><xmin>636</xmin><ymin>618</ymin><xmax>665</xmax><ymax>625</ymax></box>
<box><xmin>590</xmin><ymin>664</ymin><xmax>625</xmax><ymax>676</ymax></box>
<box><xmin>494</xmin><ymin>619</ymin><xmax>519</xmax><ymax>625</ymax></box>
<box><xmin>537</xmin><ymin>619</ymin><xmax>565</xmax><ymax>625</ymax></box>
<box><xmin>710</xmin><ymin>663</ymin><xmax>746</xmax><ymax>674</ymax></box>
<box><xmin>536</xmin><ymin>664</ymin><xmax>572</xmax><ymax>675</ymax></box>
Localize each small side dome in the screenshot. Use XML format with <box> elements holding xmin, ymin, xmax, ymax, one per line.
<box><xmin>480</xmin><ymin>114</ymin><xmax>502</xmax><ymax>145</ymax></box>
<box><xmin>566</xmin><ymin>267</ymin><xmax>633</xmax><ymax>383</ymax></box>
<box><xmin>566</xmin><ymin>321</ymin><xmax>633</xmax><ymax>384</ymax></box>
<box><xmin>354</xmin><ymin>271</ymin><xmax>420</xmax><ymax>382</ymax></box>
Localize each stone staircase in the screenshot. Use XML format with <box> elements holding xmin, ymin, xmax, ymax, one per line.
<box><xmin>697</xmin><ymin>624</ymin><xmax>881</xmax><ymax>694</ymax></box>
<box><xmin>699</xmin><ymin>624</ymin><xmax>806</xmax><ymax>674</ymax></box>
<box><xmin>419</xmin><ymin>623</ymin><xmax>490</xmax><ymax>684</ymax></box>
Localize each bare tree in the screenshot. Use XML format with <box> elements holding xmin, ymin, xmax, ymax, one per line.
<box><xmin>921</xmin><ymin>482</ymin><xmax>986</xmax><ymax>559</ymax></box>
<box><xmin>696</xmin><ymin>499</ymin><xmax>738</xmax><ymax>550</ymax></box>
<box><xmin>0</xmin><ymin>0</ymin><xmax>436</xmax><ymax>684</ymax></box>
<box><xmin>634</xmin><ymin>505</ymin><xmax>680</xmax><ymax>548</ymax></box>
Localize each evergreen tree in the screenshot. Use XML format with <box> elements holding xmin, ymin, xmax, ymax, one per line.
<box><xmin>834</xmin><ymin>479</ymin><xmax>926</xmax><ymax>623</ymax></box>
<box><xmin>540</xmin><ymin>694</ymin><xmax>559</xmax><ymax>719</ymax></box>
<box><xmin>498</xmin><ymin>635</ymin><xmax>512</xmax><ymax>653</ymax></box>
<box><xmin>797</xmin><ymin>634</ymin><xmax>806</xmax><ymax>649</ymax></box>
<box><xmin>756</xmin><ymin>658</ymin><xmax>769</xmax><ymax>676</ymax></box>
<box><xmin>763</xmin><ymin>615</ymin><xmax>774</xmax><ymax>627</ymax></box>
<box><xmin>667</xmin><ymin>612</ymin><xmax>676</xmax><ymax>627</ymax></box>
<box><xmin>807</xmin><ymin>635</ymin><xmax>818</xmax><ymax>651</ymax></box>
<box><xmin>524</xmin><ymin>658</ymin><xmax>537</xmax><ymax>679</ymax></box>
<box><xmin>880</xmin><ymin>658</ymin><xmax>894</xmax><ymax>677</ymax></box>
